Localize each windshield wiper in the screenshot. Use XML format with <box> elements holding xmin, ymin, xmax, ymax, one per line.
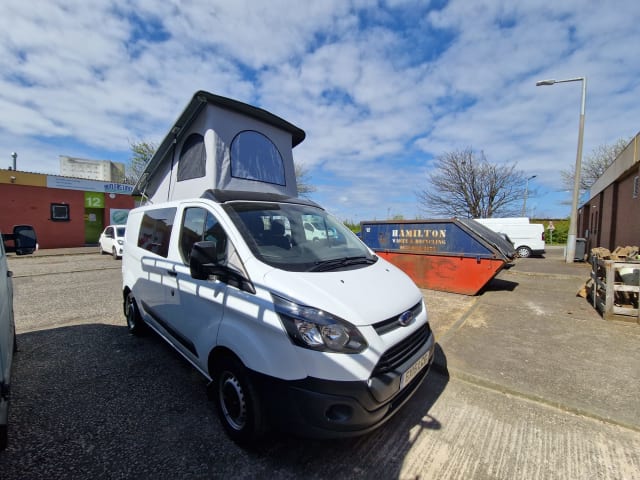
<box><xmin>307</xmin><ymin>255</ymin><xmax>377</xmax><ymax>272</ymax></box>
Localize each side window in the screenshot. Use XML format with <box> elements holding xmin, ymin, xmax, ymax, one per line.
<box><xmin>230</xmin><ymin>130</ymin><xmax>285</xmax><ymax>185</ymax></box>
<box><xmin>177</xmin><ymin>133</ymin><xmax>206</xmax><ymax>181</ymax></box>
<box><xmin>137</xmin><ymin>207</ymin><xmax>177</xmax><ymax>258</ymax></box>
<box><xmin>180</xmin><ymin>207</ymin><xmax>225</xmax><ymax>264</ymax></box>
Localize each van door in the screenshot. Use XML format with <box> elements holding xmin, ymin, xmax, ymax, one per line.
<box><xmin>160</xmin><ymin>205</ymin><xmax>232</xmax><ymax>364</ymax></box>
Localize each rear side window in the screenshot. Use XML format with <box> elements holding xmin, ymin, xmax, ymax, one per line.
<box><xmin>137</xmin><ymin>207</ymin><xmax>177</xmax><ymax>258</ymax></box>
<box><xmin>177</xmin><ymin>133</ymin><xmax>206</xmax><ymax>181</ymax></box>
<box><xmin>230</xmin><ymin>130</ymin><xmax>285</xmax><ymax>185</ymax></box>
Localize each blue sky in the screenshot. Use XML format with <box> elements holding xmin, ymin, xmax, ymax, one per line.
<box><xmin>1</xmin><ymin>0</ymin><xmax>639</xmax><ymax>222</ymax></box>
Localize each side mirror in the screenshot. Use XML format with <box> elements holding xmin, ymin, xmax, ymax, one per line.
<box><xmin>189</xmin><ymin>240</ymin><xmax>255</xmax><ymax>294</ymax></box>
<box><xmin>189</xmin><ymin>241</ymin><xmax>226</xmax><ymax>280</ymax></box>
<box><xmin>4</xmin><ymin>225</ymin><xmax>38</xmax><ymax>255</ymax></box>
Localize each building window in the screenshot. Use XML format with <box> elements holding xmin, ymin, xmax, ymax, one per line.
<box><xmin>633</xmin><ymin>176</ymin><xmax>639</xmax><ymax>199</ymax></box>
<box><xmin>51</xmin><ymin>203</ymin><xmax>70</xmax><ymax>221</ymax></box>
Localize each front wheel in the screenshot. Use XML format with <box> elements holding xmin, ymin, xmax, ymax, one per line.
<box><xmin>516</xmin><ymin>246</ymin><xmax>532</xmax><ymax>258</ymax></box>
<box><xmin>125</xmin><ymin>293</ymin><xmax>145</xmax><ymax>335</ymax></box>
<box><xmin>213</xmin><ymin>356</ymin><xmax>266</xmax><ymax>445</ymax></box>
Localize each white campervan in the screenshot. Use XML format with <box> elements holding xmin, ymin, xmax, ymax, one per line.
<box><xmin>122</xmin><ymin>92</ymin><xmax>435</xmax><ymax>444</ymax></box>
<box><xmin>475</xmin><ymin>217</ymin><xmax>545</xmax><ymax>258</ymax></box>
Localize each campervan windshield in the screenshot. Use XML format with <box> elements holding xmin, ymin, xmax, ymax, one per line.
<box><xmin>224</xmin><ymin>202</ymin><xmax>376</xmax><ymax>272</ymax></box>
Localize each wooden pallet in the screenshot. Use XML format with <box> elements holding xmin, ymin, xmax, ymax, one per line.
<box><xmin>590</xmin><ymin>258</ymin><xmax>640</xmax><ymax>322</ymax></box>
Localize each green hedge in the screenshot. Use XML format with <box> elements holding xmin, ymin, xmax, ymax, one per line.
<box><xmin>533</xmin><ymin>219</ymin><xmax>569</xmax><ymax>245</ymax></box>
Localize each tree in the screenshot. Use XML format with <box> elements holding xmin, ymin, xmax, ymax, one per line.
<box><xmin>294</xmin><ymin>161</ymin><xmax>317</xmax><ymax>197</ymax></box>
<box><xmin>417</xmin><ymin>148</ymin><xmax>525</xmax><ymax>218</ymax></box>
<box><xmin>125</xmin><ymin>140</ymin><xmax>316</xmax><ymax>196</ymax></box>
<box><xmin>125</xmin><ymin>140</ymin><xmax>157</xmax><ymax>185</ymax></box>
<box><xmin>561</xmin><ymin>138</ymin><xmax>629</xmax><ymax>196</ymax></box>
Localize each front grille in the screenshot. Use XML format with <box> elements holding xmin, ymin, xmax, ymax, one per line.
<box><xmin>373</xmin><ymin>301</ymin><xmax>423</xmax><ymax>336</ymax></box>
<box><xmin>372</xmin><ymin>323</ymin><xmax>431</xmax><ymax>376</ymax></box>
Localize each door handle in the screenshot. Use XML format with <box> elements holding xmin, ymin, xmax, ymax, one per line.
<box><xmin>167</xmin><ymin>270</ymin><xmax>178</xmax><ymax>277</ymax></box>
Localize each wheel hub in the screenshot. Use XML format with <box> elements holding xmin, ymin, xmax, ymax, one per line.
<box><xmin>220</xmin><ymin>373</ymin><xmax>246</xmax><ymax>431</ymax></box>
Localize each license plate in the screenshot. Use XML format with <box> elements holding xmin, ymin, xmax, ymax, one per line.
<box><xmin>400</xmin><ymin>350</ymin><xmax>431</xmax><ymax>390</ymax></box>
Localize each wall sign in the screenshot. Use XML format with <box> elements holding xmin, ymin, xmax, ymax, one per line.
<box><xmin>84</xmin><ymin>191</ymin><xmax>105</xmax><ymax>208</ymax></box>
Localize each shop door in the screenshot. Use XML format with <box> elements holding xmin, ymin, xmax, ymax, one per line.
<box><xmin>85</xmin><ymin>208</ymin><xmax>104</xmax><ymax>244</ymax></box>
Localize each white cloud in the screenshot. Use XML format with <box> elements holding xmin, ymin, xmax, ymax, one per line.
<box><xmin>1</xmin><ymin>0</ymin><xmax>639</xmax><ymax>219</ymax></box>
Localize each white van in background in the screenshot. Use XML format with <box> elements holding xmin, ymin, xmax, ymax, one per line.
<box><xmin>475</xmin><ymin>217</ymin><xmax>545</xmax><ymax>258</ymax></box>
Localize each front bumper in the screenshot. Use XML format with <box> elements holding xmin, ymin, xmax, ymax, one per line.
<box><xmin>251</xmin><ymin>329</ymin><xmax>435</xmax><ymax>438</ymax></box>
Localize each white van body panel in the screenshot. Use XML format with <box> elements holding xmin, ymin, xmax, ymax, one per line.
<box><xmin>263</xmin><ymin>259</ymin><xmax>421</xmax><ymax>328</ymax></box>
<box><xmin>124</xmin><ymin>199</ymin><xmax>428</xmax><ymax>383</ymax></box>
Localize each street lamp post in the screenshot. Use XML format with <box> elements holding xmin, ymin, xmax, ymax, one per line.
<box><xmin>522</xmin><ymin>174</ymin><xmax>537</xmax><ymax>217</ymax></box>
<box><xmin>536</xmin><ymin>76</ymin><xmax>586</xmax><ymax>264</ymax></box>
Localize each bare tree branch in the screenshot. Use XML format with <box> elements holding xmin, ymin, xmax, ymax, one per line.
<box><xmin>294</xmin><ymin>161</ymin><xmax>317</xmax><ymax>197</ymax></box>
<box><xmin>125</xmin><ymin>140</ymin><xmax>157</xmax><ymax>185</ymax></box>
<box><xmin>561</xmin><ymin>137</ymin><xmax>629</xmax><ymax>195</ymax></box>
<box><xmin>417</xmin><ymin>148</ymin><xmax>525</xmax><ymax>218</ymax></box>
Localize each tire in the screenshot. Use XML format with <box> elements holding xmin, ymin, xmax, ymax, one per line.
<box><xmin>125</xmin><ymin>293</ymin><xmax>145</xmax><ymax>335</ymax></box>
<box><xmin>100</xmin><ymin>246</ymin><xmax>106</xmax><ymax>255</ymax></box>
<box><xmin>213</xmin><ymin>356</ymin><xmax>266</xmax><ymax>445</ymax></box>
<box><xmin>112</xmin><ymin>247</ymin><xmax>118</xmax><ymax>260</ymax></box>
<box><xmin>0</xmin><ymin>424</ymin><xmax>7</xmax><ymax>451</ymax></box>
<box><xmin>516</xmin><ymin>246</ymin><xmax>532</xmax><ymax>258</ymax></box>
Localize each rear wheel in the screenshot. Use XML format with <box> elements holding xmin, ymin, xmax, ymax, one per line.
<box><xmin>125</xmin><ymin>293</ymin><xmax>145</xmax><ymax>335</ymax></box>
<box><xmin>213</xmin><ymin>356</ymin><xmax>266</xmax><ymax>445</ymax></box>
<box><xmin>516</xmin><ymin>246</ymin><xmax>532</xmax><ymax>258</ymax></box>
<box><xmin>0</xmin><ymin>424</ymin><xmax>7</xmax><ymax>451</ymax></box>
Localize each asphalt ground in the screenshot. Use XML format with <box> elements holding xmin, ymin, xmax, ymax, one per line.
<box><xmin>425</xmin><ymin>246</ymin><xmax>640</xmax><ymax>432</ymax></box>
<box><xmin>0</xmin><ymin>247</ymin><xmax>638</xmax><ymax>479</ymax></box>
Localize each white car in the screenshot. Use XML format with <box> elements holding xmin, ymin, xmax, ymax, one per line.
<box><xmin>99</xmin><ymin>225</ymin><xmax>126</xmax><ymax>259</ymax></box>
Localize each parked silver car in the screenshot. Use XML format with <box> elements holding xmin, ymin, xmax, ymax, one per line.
<box><xmin>1</xmin><ymin>226</ymin><xmax>37</xmax><ymax>450</ymax></box>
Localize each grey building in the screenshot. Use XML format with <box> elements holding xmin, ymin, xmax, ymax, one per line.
<box><xmin>59</xmin><ymin>156</ymin><xmax>125</xmax><ymax>183</ymax></box>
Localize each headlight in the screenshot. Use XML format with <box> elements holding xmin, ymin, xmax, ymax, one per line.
<box><xmin>117</xmin><ymin>239</ymin><xmax>124</xmax><ymax>245</ymax></box>
<box><xmin>272</xmin><ymin>294</ymin><xmax>367</xmax><ymax>353</ymax></box>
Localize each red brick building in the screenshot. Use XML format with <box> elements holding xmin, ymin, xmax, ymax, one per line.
<box><xmin>0</xmin><ymin>169</ymin><xmax>136</xmax><ymax>248</ymax></box>
<box><xmin>578</xmin><ymin>132</ymin><xmax>640</xmax><ymax>252</ymax></box>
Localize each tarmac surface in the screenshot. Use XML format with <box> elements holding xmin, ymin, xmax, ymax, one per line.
<box><xmin>3</xmin><ymin>244</ymin><xmax>639</xmax><ymax>479</ymax></box>
<box><xmin>423</xmin><ymin>246</ymin><xmax>640</xmax><ymax>433</ymax></box>
<box><xmin>24</xmin><ymin>243</ymin><xmax>640</xmax><ymax>432</ymax></box>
